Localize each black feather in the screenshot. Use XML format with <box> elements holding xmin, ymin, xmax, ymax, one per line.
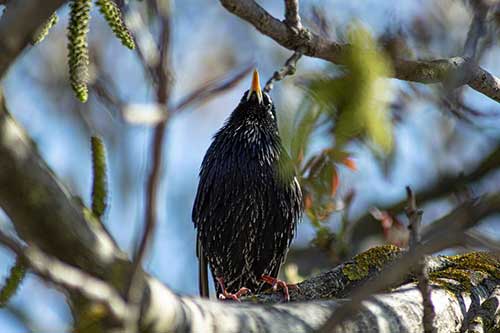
<box><xmin>192</xmin><ymin>90</ymin><xmax>303</xmax><ymax>296</ymax></box>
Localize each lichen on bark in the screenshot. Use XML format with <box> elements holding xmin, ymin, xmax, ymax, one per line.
<box><xmin>341</xmin><ymin>245</ymin><xmax>402</xmax><ymax>281</ymax></box>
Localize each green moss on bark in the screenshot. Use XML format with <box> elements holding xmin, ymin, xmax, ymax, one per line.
<box><xmin>342</xmin><ymin>245</ymin><xmax>402</xmax><ymax>281</ymax></box>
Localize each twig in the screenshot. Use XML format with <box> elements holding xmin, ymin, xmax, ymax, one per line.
<box><xmin>131</xmin><ymin>0</ymin><xmax>171</xmax><ymax>278</ymax></box>
<box><xmin>464</xmin><ymin>230</ymin><xmax>500</xmax><ymax>254</ymax></box>
<box><xmin>405</xmin><ymin>186</ymin><xmax>423</xmax><ymax>249</ymax></box>
<box><xmin>264</xmin><ymin>51</ymin><xmax>303</xmax><ymax>93</ymax></box>
<box><xmin>284</xmin><ymin>0</ymin><xmax>302</xmax><ymax>32</ymax></box>
<box><xmin>352</xmin><ymin>144</ymin><xmax>500</xmax><ymax>244</ymax></box>
<box><xmin>126</xmin><ymin>1</ymin><xmax>172</xmax><ymax>331</ymax></box>
<box><xmin>264</xmin><ymin>0</ymin><xmax>305</xmax><ymax>93</ymax></box>
<box><xmin>0</xmin><ymin>230</ymin><xmax>129</xmax><ymax>320</ymax></box>
<box><xmin>219</xmin><ymin>0</ymin><xmax>500</xmax><ymax>103</ymax></box>
<box><xmin>405</xmin><ymin>186</ymin><xmax>436</xmax><ymax>333</ymax></box>
<box><xmin>264</xmin><ymin>50</ymin><xmax>303</xmax><ymax>93</ymax></box>
<box><xmin>463</xmin><ymin>0</ymin><xmax>489</xmax><ymax>60</ymax></box>
<box><xmin>174</xmin><ymin>64</ymin><xmax>253</xmax><ymax>112</ymax></box>
<box><xmin>122</xmin><ymin>65</ymin><xmax>254</xmax><ymax>125</ymax></box>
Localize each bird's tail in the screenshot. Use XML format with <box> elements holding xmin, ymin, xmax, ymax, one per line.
<box><xmin>197</xmin><ymin>239</ymin><xmax>209</xmax><ymax>298</ymax></box>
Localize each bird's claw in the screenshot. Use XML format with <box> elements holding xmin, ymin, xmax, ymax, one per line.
<box><xmin>216</xmin><ymin>276</ymin><xmax>250</xmax><ymax>302</ymax></box>
<box><xmin>218</xmin><ymin>287</ymin><xmax>250</xmax><ymax>302</ymax></box>
<box><xmin>261</xmin><ymin>275</ymin><xmax>297</xmax><ymax>302</ymax></box>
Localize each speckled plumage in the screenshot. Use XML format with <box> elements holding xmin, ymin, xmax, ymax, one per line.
<box><xmin>192</xmin><ymin>88</ymin><xmax>302</xmax><ymax>296</ymax></box>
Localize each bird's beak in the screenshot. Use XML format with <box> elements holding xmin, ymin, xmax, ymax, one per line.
<box><xmin>248</xmin><ymin>69</ymin><xmax>263</xmax><ymax>104</ymax></box>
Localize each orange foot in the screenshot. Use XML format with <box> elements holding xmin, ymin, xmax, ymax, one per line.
<box><xmin>261</xmin><ymin>275</ymin><xmax>299</xmax><ymax>302</ymax></box>
<box><xmin>216</xmin><ymin>277</ymin><xmax>250</xmax><ymax>302</ymax></box>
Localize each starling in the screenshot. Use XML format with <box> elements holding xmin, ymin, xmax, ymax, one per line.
<box><xmin>192</xmin><ymin>69</ymin><xmax>303</xmax><ymax>300</ymax></box>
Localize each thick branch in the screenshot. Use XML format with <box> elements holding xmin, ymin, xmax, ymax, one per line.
<box><xmin>141</xmin><ymin>280</ymin><xmax>494</xmax><ymax>333</ymax></box>
<box><xmin>219</xmin><ymin>0</ymin><xmax>500</xmax><ymax>103</ymax></box>
<box><xmin>0</xmin><ymin>96</ymin><xmax>498</xmax><ymax>331</ymax></box>
<box><xmin>140</xmin><ymin>248</ymin><xmax>500</xmax><ymax>333</ymax></box>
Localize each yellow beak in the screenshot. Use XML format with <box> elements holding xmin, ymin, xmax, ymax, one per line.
<box><xmin>248</xmin><ymin>69</ymin><xmax>263</xmax><ymax>104</ymax></box>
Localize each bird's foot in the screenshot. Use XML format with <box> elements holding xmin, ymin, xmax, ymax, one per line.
<box><xmin>261</xmin><ymin>275</ymin><xmax>298</xmax><ymax>302</ymax></box>
<box><xmin>216</xmin><ymin>277</ymin><xmax>250</xmax><ymax>302</ymax></box>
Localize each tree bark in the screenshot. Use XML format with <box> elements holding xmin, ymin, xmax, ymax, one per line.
<box><xmin>0</xmin><ymin>1</ymin><xmax>498</xmax><ymax>332</ymax></box>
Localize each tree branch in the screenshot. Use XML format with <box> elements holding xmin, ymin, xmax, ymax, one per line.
<box><xmin>0</xmin><ymin>90</ymin><xmax>499</xmax><ymax>330</ymax></box>
<box><xmin>219</xmin><ymin>0</ymin><xmax>500</xmax><ymax>103</ymax></box>
<box><xmin>0</xmin><ymin>231</ymin><xmax>129</xmax><ymax>321</ymax></box>
<box><xmin>0</xmin><ymin>0</ymin><xmax>66</xmax><ymax>78</ymax></box>
<box><xmin>319</xmin><ymin>193</ymin><xmax>500</xmax><ymax>332</ymax></box>
<box><xmin>141</xmin><ymin>277</ymin><xmax>498</xmax><ymax>333</ymax></box>
<box><xmin>0</xmin><ymin>91</ymin><xmax>123</xmax><ymax>276</ymax></box>
<box><xmin>405</xmin><ymin>187</ymin><xmax>436</xmax><ymax>333</ymax></box>
<box><xmin>463</xmin><ymin>0</ymin><xmax>489</xmax><ymax>60</ymax></box>
<box><xmin>127</xmin><ymin>2</ymin><xmax>172</xmax><ymax>331</ymax></box>
<box><xmin>283</xmin><ymin>0</ymin><xmax>302</xmax><ymax>32</ymax></box>
<box><xmin>263</xmin><ymin>50</ymin><xmax>303</xmax><ymax>92</ymax></box>
<box><xmin>351</xmin><ymin>144</ymin><xmax>500</xmax><ymax>248</ymax></box>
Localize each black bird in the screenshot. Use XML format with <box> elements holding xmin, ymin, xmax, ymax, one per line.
<box><xmin>192</xmin><ymin>69</ymin><xmax>302</xmax><ymax>300</ymax></box>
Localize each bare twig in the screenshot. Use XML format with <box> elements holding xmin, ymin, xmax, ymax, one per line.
<box><xmin>406</xmin><ymin>186</ymin><xmax>423</xmax><ymax>249</ymax></box>
<box><xmin>463</xmin><ymin>0</ymin><xmax>489</xmax><ymax>60</ymax></box>
<box><xmin>264</xmin><ymin>1</ymin><xmax>305</xmax><ymax>92</ymax></box>
<box><xmin>405</xmin><ymin>186</ymin><xmax>436</xmax><ymax>333</ymax></box>
<box><xmin>351</xmin><ymin>144</ymin><xmax>500</xmax><ymax>245</ymax></box>
<box><xmin>122</xmin><ymin>65</ymin><xmax>254</xmax><ymax>125</ymax></box>
<box><xmin>132</xmin><ymin>0</ymin><xmax>171</xmax><ymax>277</ymax></box>
<box><xmin>127</xmin><ymin>2</ymin><xmax>172</xmax><ymax>331</ymax></box>
<box><xmin>464</xmin><ymin>230</ymin><xmax>500</xmax><ymax>254</ymax></box>
<box><xmin>219</xmin><ymin>0</ymin><xmax>500</xmax><ymax>103</ymax></box>
<box><xmin>284</xmin><ymin>0</ymin><xmax>302</xmax><ymax>32</ymax></box>
<box><xmin>264</xmin><ymin>50</ymin><xmax>303</xmax><ymax>93</ymax></box>
<box><xmin>174</xmin><ymin>64</ymin><xmax>253</xmax><ymax>112</ymax></box>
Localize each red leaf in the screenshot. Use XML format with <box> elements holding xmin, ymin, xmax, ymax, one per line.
<box><xmin>341</xmin><ymin>157</ymin><xmax>357</xmax><ymax>171</ymax></box>
<box><xmin>304</xmin><ymin>194</ymin><xmax>313</xmax><ymax>210</ymax></box>
<box><xmin>330</xmin><ymin>167</ymin><xmax>339</xmax><ymax>197</ymax></box>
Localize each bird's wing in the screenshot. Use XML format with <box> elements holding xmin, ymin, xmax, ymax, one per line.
<box><xmin>197</xmin><ymin>238</ymin><xmax>210</xmax><ymax>298</ymax></box>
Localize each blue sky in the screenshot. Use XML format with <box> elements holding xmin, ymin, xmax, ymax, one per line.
<box><xmin>0</xmin><ymin>0</ymin><xmax>499</xmax><ymax>331</ymax></box>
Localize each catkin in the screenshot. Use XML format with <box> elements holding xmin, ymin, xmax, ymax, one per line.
<box><xmin>67</xmin><ymin>0</ymin><xmax>92</xmax><ymax>102</ymax></box>
<box><xmin>96</xmin><ymin>0</ymin><xmax>135</xmax><ymax>50</ymax></box>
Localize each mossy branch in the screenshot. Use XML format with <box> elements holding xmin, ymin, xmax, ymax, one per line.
<box><xmin>90</xmin><ymin>136</ymin><xmax>108</xmax><ymax>220</ymax></box>
<box><xmin>0</xmin><ymin>257</ymin><xmax>27</xmax><ymax>307</ymax></box>
<box><xmin>67</xmin><ymin>0</ymin><xmax>92</xmax><ymax>102</ymax></box>
<box><xmin>95</xmin><ymin>0</ymin><xmax>135</xmax><ymax>50</ymax></box>
<box><xmin>31</xmin><ymin>12</ymin><xmax>59</xmax><ymax>45</ymax></box>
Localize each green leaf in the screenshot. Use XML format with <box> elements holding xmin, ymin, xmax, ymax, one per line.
<box><xmin>307</xmin><ymin>24</ymin><xmax>394</xmax><ymax>154</ymax></box>
<box><xmin>290</xmin><ymin>98</ymin><xmax>321</xmax><ymax>163</ymax></box>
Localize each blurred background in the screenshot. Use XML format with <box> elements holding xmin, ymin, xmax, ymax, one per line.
<box><xmin>0</xmin><ymin>0</ymin><xmax>499</xmax><ymax>331</ymax></box>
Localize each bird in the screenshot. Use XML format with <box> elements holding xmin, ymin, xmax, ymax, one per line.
<box><xmin>192</xmin><ymin>69</ymin><xmax>303</xmax><ymax>301</ymax></box>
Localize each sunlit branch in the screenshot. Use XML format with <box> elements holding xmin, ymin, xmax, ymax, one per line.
<box><xmin>219</xmin><ymin>0</ymin><xmax>500</xmax><ymax>103</ymax></box>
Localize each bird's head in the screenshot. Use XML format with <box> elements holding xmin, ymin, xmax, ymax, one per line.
<box><xmin>234</xmin><ymin>69</ymin><xmax>276</xmax><ymax>121</ymax></box>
